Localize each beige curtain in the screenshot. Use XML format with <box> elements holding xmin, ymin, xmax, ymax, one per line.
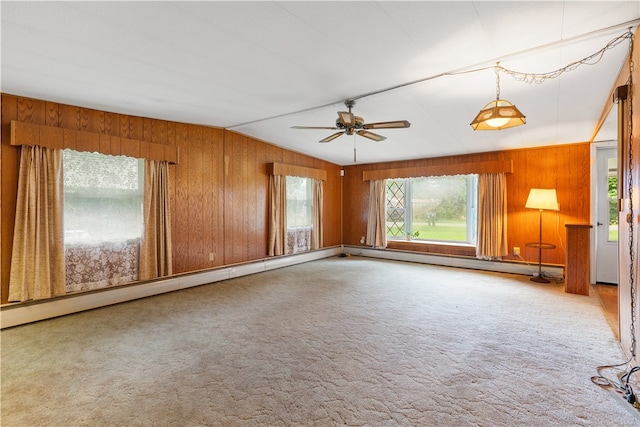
<box><xmin>268</xmin><ymin>175</ymin><xmax>287</xmax><ymax>256</ymax></box>
<box><xmin>8</xmin><ymin>145</ymin><xmax>65</xmax><ymax>302</ymax></box>
<box><xmin>366</xmin><ymin>179</ymin><xmax>387</xmax><ymax>248</ymax></box>
<box><xmin>139</xmin><ymin>160</ymin><xmax>173</xmax><ymax>280</ymax></box>
<box><xmin>476</xmin><ymin>172</ymin><xmax>508</xmax><ymax>259</ymax></box>
<box><xmin>311</xmin><ymin>179</ymin><xmax>323</xmax><ymax>250</ymax></box>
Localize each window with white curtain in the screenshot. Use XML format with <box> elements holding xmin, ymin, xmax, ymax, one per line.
<box><xmin>63</xmin><ymin>149</ymin><xmax>144</xmax><ymax>291</ymax></box>
<box><xmin>286</xmin><ymin>175</ymin><xmax>312</xmax><ymax>253</ymax></box>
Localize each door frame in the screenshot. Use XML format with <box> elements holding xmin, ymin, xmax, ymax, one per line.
<box><xmin>590</xmin><ymin>140</ymin><xmax>618</xmax><ymax>284</ymax></box>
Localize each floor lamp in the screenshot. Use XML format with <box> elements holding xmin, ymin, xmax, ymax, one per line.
<box><xmin>525</xmin><ymin>189</ymin><xmax>559</xmax><ymax>283</ymax></box>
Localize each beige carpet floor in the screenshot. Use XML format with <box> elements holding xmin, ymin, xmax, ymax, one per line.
<box><xmin>1</xmin><ymin>256</ymin><xmax>638</xmax><ymax>426</ymax></box>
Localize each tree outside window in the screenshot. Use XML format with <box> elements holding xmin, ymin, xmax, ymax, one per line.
<box><xmin>386</xmin><ymin>175</ymin><xmax>477</xmax><ymax>244</ymax></box>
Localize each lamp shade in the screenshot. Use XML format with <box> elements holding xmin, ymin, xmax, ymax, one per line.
<box><xmin>525</xmin><ymin>188</ymin><xmax>559</xmax><ymax>211</ymax></box>
<box><xmin>470</xmin><ymin>99</ymin><xmax>526</xmax><ymax>130</ymax></box>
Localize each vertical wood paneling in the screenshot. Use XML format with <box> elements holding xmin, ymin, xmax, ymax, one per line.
<box><xmin>103</xmin><ymin>112</ymin><xmax>118</xmax><ymax>136</ymax></box>
<box><xmin>238</xmin><ymin>134</ymin><xmax>247</xmax><ymax>261</ymax></box>
<box><xmin>255</xmin><ymin>140</ymin><xmax>269</xmax><ymax>258</ymax></box>
<box><xmin>230</xmin><ymin>132</ymin><xmax>244</xmax><ymax>263</ymax></box>
<box><xmin>246</xmin><ymin>137</ymin><xmax>257</xmax><ymax>260</ymax></box>
<box><xmin>201</xmin><ymin>127</ymin><xmax>216</xmax><ymax>268</ymax></box>
<box><xmin>324</xmin><ymin>165</ymin><xmax>342</xmax><ymax>246</ymax></box>
<box><xmin>343</xmin><ymin>163</ymin><xmax>370</xmax><ymax>246</ymax></box>
<box><xmin>18</xmin><ymin>97</ymin><xmax>45</xmax><ymax>124</ymax></box>
<box><xmin>188</xmin><ymin>125</ymin><xmax>205</xmax><ymax>270</ymax></box>
<box><xmin>143</xmin><ymin>118</ymin><xmax>152</xmax><ymax>142</ymax></box>
<box><xmin>144</xmin><ymin>118</ymin><xmax>169</xmax><ymax>145</ymax></box>
<box><xmin>1</xmin><ymin>94</ymin><xmax>342</xmax><ymax>303</ymax></box>
<box><xmin>59</xmin><ymin>104</ymin><xmax>81</xmax><ymax>131</ymax></box>
<box><xmin>172</xmin><ymin>123</ymin><xmax>190</xmax><ymax>273</ymax></box>
<box><xmin>1</xmin><ymin>95</ymin><xmax>19</xmax><ymax>303</ymax></box>
<box><xmin>78</xmin><ymin>108</ymin><xmax>103</xmax><ymax>133</ymax></box>
<box><xmin>214</xmin><ymin>128</ymin><xmax>225</xmax><ymax>266</ymax></box>
<box><xmin>120</xmin><ymin>115</ymin><xmax>131</xmax><ymax>139</ymax></box>
<box><xmin>128</xmin><ymin>116</ymin><xmax>144</xmax><ymax>140</ymax></box>
<box><xmin>45</xmin><ymin>102</ymin><xmax>60</xmax><ymax>127</ymax></box>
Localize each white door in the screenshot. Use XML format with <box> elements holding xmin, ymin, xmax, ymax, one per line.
<box><xmin>595</xmin><ymin>147</ymin><xmax>618</xmax><ymax>284</ymax></box>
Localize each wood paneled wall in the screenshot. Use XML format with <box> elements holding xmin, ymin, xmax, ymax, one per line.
<box><xmin>343</xmin><ymin>144</ymin><xmax>591</xmax><ymax>266</ymax></box>
<box><xmin>0</xmin><ymin>94</ymin><xmax>342</xmax><ymax>304</ymax></box>
<box><xmin>0</xmin><ymin>92</ymin><xmax>593</xmax><ymax>306</ymax></box>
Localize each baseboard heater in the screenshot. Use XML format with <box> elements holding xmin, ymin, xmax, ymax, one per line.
<box><xmin>1</xmin><ymin>247</ymin><xmax>342</xmax><ymax>329</ymax></box>
<box><xmin>342</xmin><ymin>245</ymin><xmax>564</xmax><ymax>278</ymax></box>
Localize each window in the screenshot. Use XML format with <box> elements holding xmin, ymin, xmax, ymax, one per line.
<box><xmin>286</xmin><ymin>176</ymin><xmax>312</xmax><ymax>253</ymax></box>
<box><xmin>63</xmin><ymin>150</ymin><xmax>144</xmax><ymax>243</ymax></box>
<box><xmin>63</xmin><ymin>149</ymin><xmax>144</xmax><ymax>290</ymax></box>
<box><xmin>386</xmin><ymin>175</ymin><xmax>477</xmax><ymax>244</ymax></box>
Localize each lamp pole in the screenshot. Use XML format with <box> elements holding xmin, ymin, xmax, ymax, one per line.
<box><xmin>537</xmin><ymin>209</ymin><xmax>543</xmax><ymax>279</ymax></box>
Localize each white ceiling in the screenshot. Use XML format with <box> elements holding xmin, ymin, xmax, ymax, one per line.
<box><xmin>2</xmin><ymin>1</ymin><xmax>638</xmax><ymax>166</ymax></box>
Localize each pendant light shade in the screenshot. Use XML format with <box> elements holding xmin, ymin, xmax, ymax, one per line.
<box><xmin>470</xmin><ymin>99</ymin><xmax>526</xmax><ymax>130</ymax></box>
<box><xmin>471</xmin><ymin>63</ymin><xmax>526</xmax><ymax>131</ymax></box>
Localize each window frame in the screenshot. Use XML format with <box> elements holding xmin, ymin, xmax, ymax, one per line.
<box><xmin>385</xmin><ymin>175</ymin><xmax>478</xmax><ymax>245</ymax></box>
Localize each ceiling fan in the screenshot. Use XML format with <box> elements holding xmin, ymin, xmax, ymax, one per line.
<box><xmin>291</xmin><ymin>100</ymin><xmax>411</xmax><ymax>143</ymax></box>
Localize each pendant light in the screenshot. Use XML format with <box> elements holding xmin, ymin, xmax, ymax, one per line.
<box><xmin>471</xmin><ymin>64</ymin><xmax>526</xmax><ymax>130</ymax></box>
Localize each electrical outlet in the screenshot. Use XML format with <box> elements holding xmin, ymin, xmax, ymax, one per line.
<box><xmin>209</xmin><ymin>252</ymin><xmax>215</xmax><ymax>261</ymax></box>
<box><xmin>513</xmin><ymin>247</ymin><xmax>520</xmax><ymax>256</ymax></box>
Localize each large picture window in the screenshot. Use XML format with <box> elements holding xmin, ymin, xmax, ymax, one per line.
<box><xmin>63</xmin><ymin>149</ymin><xmax>144</xmax><ymax>291</ymax></box>
<box><xmin>386</xmin><ymin>175</ymin><xmax>478</xmax><ymax>244</ymax></box>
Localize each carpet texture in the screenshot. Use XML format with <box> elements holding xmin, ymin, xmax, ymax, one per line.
<box><xmin>1</xmin><ymin>256</ymin><xmax>638</xmax><ymax>426</ymax></box>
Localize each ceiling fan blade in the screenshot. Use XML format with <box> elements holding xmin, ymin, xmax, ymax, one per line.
<box><xmin>363</xmin><ymin>120</ymin><xmax>411</xmax><ymax>129</ymax></box>
<box><xmin>291</xmin><ymin>126</ymin><xmax>339</xmax><ymax>130</ymax></box>
<box><xmin>319</xmin><ymin>132</ymin><xmax>344</xmax><ymax>143</ymax></box>
<box><xmin>337</xmin><ymin>111</ymin><xmax>355</xmax><ymax>126</ymax></box>
<box><xmin>357</xmin><ymin>130</ymin><xmax>386</xmax><ymax>142</ymax></box>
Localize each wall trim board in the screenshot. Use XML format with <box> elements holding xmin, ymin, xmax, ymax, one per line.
<box><xmin>0</xmin><ymin>247</ymin><xmax>342</xmax><ymax>329</ymax></box>
<box><xmin>10</xmin><ymin>120</ymin><xmax>179</xmax><ymax>163</ymax></box>
<box><xmin>267</xmin><ymin>162</ymin><xmax>327</xmax><ymax>181</ymax></box>
<box><xmin>342</xmin><ymin>245</ymin><xmax>564</xmax><ymax>278</ymax></box>
<box><xmin>362</xmin><ymin>159</ymin><xmax>513</xmax><ymax>181</ymax></box>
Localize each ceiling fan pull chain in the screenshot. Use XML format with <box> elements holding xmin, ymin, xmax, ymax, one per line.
<box><xmin>354</xmin><ymin>133</ymin><xmax>357</xmax><ymax>163</ymax></box>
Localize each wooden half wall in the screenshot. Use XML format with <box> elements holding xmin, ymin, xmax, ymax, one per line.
<box><xmin>0</xmin><ymin>94</ymin><xmax>342</xmax><ymax>304</ymax></box>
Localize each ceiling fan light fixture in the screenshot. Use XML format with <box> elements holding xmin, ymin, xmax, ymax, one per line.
<box><xmin>470</xmin><ymin>99</ymin><xmax>526</xmax><ymax>130</ymax></box>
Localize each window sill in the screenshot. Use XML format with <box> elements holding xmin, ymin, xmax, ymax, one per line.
<box><xmin>386</xmin><ymin>240</ymin><xmax>476</xmax><ymax>257</ymax></box>
<box><xmin>388</xmin><ymin>238</ymin><xmax>474</xmax><ymax>246</ymax></box>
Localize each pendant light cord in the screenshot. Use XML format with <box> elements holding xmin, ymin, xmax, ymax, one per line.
<box><xmin>626</xmin><ymin>33</ymin><xmax>636</xmax><ymax>361</ymax></box>
<box><xmin>495</xmin><ymin>65</ymin><xmax>501</xmax><ymax>100</ymax></box>
<box><xmin>228</xmin><ymin>26</ymin><xmax>637</xmax><ymax>129</ymax></box>
<box><xmin>591</xmin><ymin>34</ymin><xmax>640</xmax><ymax>415</ymax></box>
<box><xmin>497</xmin><ymin>31</ymin><xmax>633</xmax><ymax>85</ymax></box>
